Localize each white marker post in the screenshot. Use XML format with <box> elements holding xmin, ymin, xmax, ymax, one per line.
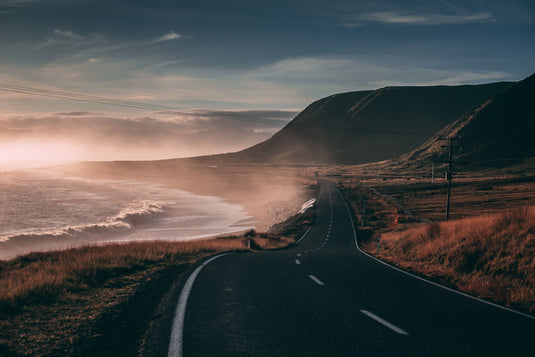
<box><xmin>376</xmin><ymin>235</ymin><xmax>381</xmax><ymax>255</ymax></box>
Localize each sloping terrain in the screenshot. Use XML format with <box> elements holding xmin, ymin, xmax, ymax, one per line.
<box><xmin>227</xmin><ymin>82</ymin><xmax>512</xmax><ymax>164</ymax></box>
<box><xmin>398</xmin><ymin>73</ymin><xmax>535</xmax><ymax>169</ymax></box>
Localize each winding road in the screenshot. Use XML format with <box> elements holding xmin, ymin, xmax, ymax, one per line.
<box><xmin>168</xmin><ymin>180</ymin><xmax>534</xmax><ymax>356</ymax></box>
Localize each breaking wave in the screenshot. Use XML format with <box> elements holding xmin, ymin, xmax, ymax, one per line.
<box><xmin>0</xmin><ymin>201</ymin><xmax>169</xmax><ymax>259</ymax></box>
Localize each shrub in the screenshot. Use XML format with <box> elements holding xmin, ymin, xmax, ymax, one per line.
<box><xmin>244</xmin><ymin>229</ymin><xmax>256</xmax><ymax>237</ymax></box>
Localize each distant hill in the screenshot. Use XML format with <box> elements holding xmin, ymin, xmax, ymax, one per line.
<box><xmin>225</xmin><ymin>82</ymin><xmax>512</xmax><ymax>164</ymax></box>
<box><xmin>398</xmin><ymin>73</ymin><xmax>535</xmax><ymax>169</ymax></box>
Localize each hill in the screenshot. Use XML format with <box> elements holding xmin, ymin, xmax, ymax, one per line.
<box><xmin>398</xmin><ymin>73</ymin><xmax>535</xmax><ymax>169</ymax></box>
<box><xmin>224</xmin><ymin>82</ymin><xmax>512</xmax><ymax>164</ymax></box>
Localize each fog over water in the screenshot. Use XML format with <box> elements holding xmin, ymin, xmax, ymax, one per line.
<box><xmin>0</xmin><ymin>169</ymin><xmax>254</xmax><ymax>260</ymax></box>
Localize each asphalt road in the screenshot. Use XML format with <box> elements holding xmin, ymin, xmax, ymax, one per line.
<box><xmin>169</xmin><ymin>180</ymin><xmax>534</xmax><ymax>356</ymax></box>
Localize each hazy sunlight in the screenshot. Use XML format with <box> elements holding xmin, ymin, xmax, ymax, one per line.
<box><xmin>0</xmin><ymin>141</ymin><xmax>85</xmax><ymax>168</ymax></box>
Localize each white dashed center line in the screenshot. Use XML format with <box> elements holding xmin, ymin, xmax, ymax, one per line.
<box><xmin>360</xmin><ymin>310</ymin><xmax>410</xmax><ymax>335</ymax></box>
<box><xmin>295</xmin><ymin>259</ymin><xmax>301</xmax><ymax>265</ymax></box>
<box><xmin>308</xmin><ymin>275</ymin><xmax>325</xmax><ymax>286</ymax></box>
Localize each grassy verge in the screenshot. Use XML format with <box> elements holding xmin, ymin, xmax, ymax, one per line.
<box><xmin>0</xmin><ymin>234</ymin><xmax>295</xmax><ymax>356</ymax></box>
<box><xmin>340</xmin><ymin>181</ymin><xmax>535</xmax><ymax>314</ymax></box>
<box><xmin>370</xmin><ymin>207</ymin><xmax>535</xmax><ymax>313</ymax></box>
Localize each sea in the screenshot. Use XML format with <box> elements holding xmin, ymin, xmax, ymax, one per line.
<box><xmin>0</xmin><ymin>169</ymin><xmax>255</xmax><ymax>260</ymax></box>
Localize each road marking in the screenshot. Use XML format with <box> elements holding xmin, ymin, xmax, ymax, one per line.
<box><xmin>296</xmin><ymin>226</ymin><xmax>312</xmax><ymax>245</ymax></box>
<box><xmin>295</xmin><ymin>259</ymin><xmax>301</xmax><ymax>265</ymax></box>
<box><xmin>360</xmin><ymin>310</ymin><xmax>409</xmax><ymax>335</ymax></box>
<box><xmin>308</xmin><ymin>275</ymin><xmax>325</xmax><ymax>286</ymax></box>
<box><xmin>168</xmin><ymin>253</ymin><xmax>232</xmax><ymax>357</ymax></box>
<box><xmin>297</xmin><ymin>253</ymin><xmax>302</xmax><ymax>257</ymax></box>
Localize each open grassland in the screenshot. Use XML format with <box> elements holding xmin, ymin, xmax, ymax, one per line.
<box><xmin>331</xmin><ymin>160</ymin><xmax>535</xmax><ymax>221</ymax></box>
<box><xmin>339</xmin><ymin>173</ymin><xmax>535</xmax><ymax>314</ymax></box>
<box><xmin>0</xmin><ymin>233</ymin><xmax>295</xmax><ymax>356</ymax></box>
<box><xmin>364</xmin><ymin>175</ymin><xmax>535</xmax><ymax>221</ymax></box>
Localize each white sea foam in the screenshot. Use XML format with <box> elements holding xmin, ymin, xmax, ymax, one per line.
<box><xmin>0</xmin><ymin>169</ymin><xmax>254</xmax><ymax>260</ymax></box>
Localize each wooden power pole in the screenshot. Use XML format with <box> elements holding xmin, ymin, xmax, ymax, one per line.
<box><xmin>441</xmin><ymin>137</ymin><xmax>461</xmax><ymax>220</ymax></box>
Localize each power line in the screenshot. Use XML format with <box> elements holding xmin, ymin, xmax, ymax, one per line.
<box><xmin>0</xmin><ymin>83</ymin><xmax>284</xmax><ymax>124</ymax></box>
<box><xmin>0</xmin><ymin>83</ymin><xmax>182</xmax><ymax>111</ymax></box>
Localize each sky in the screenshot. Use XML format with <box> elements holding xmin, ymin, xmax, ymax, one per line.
<box><xmin>0</xmin><ymin>0</ymin><xmax>534</xmax><ymax>164</ymax></box>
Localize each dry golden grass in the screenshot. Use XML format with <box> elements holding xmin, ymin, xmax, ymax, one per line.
<box><xmin>0</xmin><ymin>234</ymin><xmax>294</xmax><ymax>356</ymax></box>
<box><xmin>0</xmin><ymin>234</ymin><xmax>292</xmax><ymax>312</ymax></box>
<box><xmin>370</xmin><ymin>207</ymin><xmax>535</xmax><ymax>312</ymax></box>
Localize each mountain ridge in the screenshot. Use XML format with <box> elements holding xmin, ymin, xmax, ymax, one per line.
<box><xmin>226</xmin><ymin>81</ymin><xmax>513</xmax><ymax>164</ymax></box>
<box><xmin>397</xmin><ymin>73</ymin><xmax>535</xmax><ymax>168</ymax></box>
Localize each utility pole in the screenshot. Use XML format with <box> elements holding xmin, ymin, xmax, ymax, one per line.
<box><xmin>440</xmin><ymin>136</ymin><xmax>461</xmax><ymax>220</ymax></box>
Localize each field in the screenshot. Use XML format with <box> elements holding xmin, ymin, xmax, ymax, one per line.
<box><xmin>338</xmin><ymin>168</ymin><xmax>535</xmax><ymax>314</ymax></box>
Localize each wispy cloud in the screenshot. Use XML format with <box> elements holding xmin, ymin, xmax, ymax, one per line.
<box><xmin>148</xmin><ymin>58</ymin><xmax>191</xmax><ymax>69</ymax></box>
<box><xmin>0</xmin><ymin>53</ymin><xmax>516</xmax><ymax>115</ymax></box>
<box><xmin>53</xmin><ymin>29</ymin><xmax>84</xmax><ymax>40</ymax></box>
<box><xmin>350</xmin><ymin>11</ymin><xmax>495</xmax><ymax>26</ymax></box>
<box><xmin>253</xmin><ymin>56</ymin><xmax>511</xmax><ymax>94</ymax></box>
<box><xmin>0</xmin><ymin>0</ymin><xmax>36</xmax><ymax>14</ymax></box>
<box><xmin>36</xmin><ymin>29</ymin><xmax>107</xmax><ymax>50</ymax></box>
<box><xmin>307</xmin><ymin>0</ymin><xmax>528</xmax><ymax>27</ymax></box>
<box><xmin>154</xmin><ymin>31</ymin><xmax>182</xmax><ymax>43</ymax></box>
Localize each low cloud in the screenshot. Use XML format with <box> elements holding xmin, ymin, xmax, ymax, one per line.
<box><xmin>351</xmin><ymin>11</ymin><xmax>495</xmax><ymax>26</ymax></box>
<box><xmin>0</xmin><ymin>109</ymin><xmax>296</xmax><ymax>162</ymax></box>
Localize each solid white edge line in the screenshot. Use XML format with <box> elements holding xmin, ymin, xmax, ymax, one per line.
<box><xmin>338</xmin><ymin>188</ymin><xmax>535</xmax><ymax>321</ymax></box>
<box><xmin>168</xmin><ymin>253</ymin><xmax>233</xmax><ymax>357</ymax></box>
<box><xmin>360</xmin><ymin>310</ymin><xmax>410</xmax><ymax>335</ymax></box>
<box><xmin>308</xmin><ymin>274</ymin><xmax>325</xmax><ymax>286</ymax></box>
<box><xmin>296</xmin><ymin>226</ymin><xmax>312</xmax><ymax>245</ymax></box>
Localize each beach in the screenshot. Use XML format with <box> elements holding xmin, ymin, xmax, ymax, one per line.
<box><xmin>0</xmin><ymin>168</ymin><xmax>255</xmax><ymax>260</ymax></box>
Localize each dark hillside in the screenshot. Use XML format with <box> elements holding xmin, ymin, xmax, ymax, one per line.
<box><xmin>398</xmin><ymin>73</ymin><xmax>535</xmax><ymax>169</ymax></box>
<box><xmin>231</xmin><ymin>82</ymin><xmax>512</xmax><ymax>164</ymax></box>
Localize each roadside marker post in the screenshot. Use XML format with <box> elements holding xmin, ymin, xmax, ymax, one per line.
<box><xmin>376</xmin><ymin>235</ymin><xmax>381</xmax><ymax>255</ymax></box>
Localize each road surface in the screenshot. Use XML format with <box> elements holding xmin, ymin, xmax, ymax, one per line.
<box><xmin>169</xmin><ymin>180</ymin><xmax>534</xmax><ymax>356</ymax></box>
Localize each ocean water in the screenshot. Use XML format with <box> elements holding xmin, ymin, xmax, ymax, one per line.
<box><xmin>0</xmin><ymin>169</ymin><xmax>254</xmax><ymax>260</ymax></box>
